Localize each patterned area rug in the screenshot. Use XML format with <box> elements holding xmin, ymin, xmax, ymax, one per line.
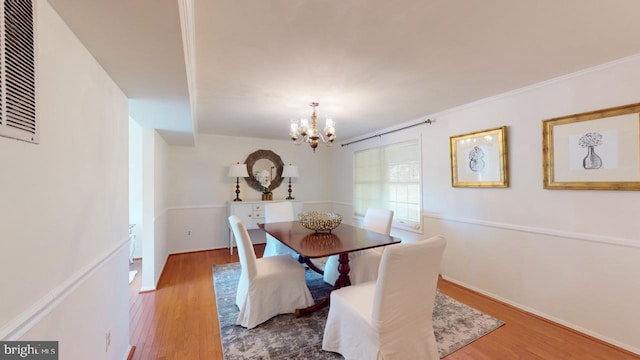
<box><xmin>213</xmin><ymin>263</ymin><xmax>504</xmax><ymax>359</ymax></box>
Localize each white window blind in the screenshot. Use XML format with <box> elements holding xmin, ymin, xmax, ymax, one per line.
<box><xmin>353</xmin><ymin>139</ymin><xmax>422</xmax><ymax>230</ymax></box>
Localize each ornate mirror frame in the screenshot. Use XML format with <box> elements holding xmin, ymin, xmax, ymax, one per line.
<box><xmin>245</xmin><ymin>149</ymin><xmax>285</xmax><ymax>192</ymax></box>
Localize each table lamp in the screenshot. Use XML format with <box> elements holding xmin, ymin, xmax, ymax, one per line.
<box><xmin>282</xmin><ymin>164</ymin><xmax>299</xmax><ymax>200</ymax></box>
<box><xmin>228</xmin><ymin>162</ymin><xmax>249</xmax><ymax>201</ymax></box>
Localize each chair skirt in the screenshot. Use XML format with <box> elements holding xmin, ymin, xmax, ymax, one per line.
<box><xmin>237</xmin><ymin>255</ymin><xmax>314</xmax><ymax>329</ymax></box>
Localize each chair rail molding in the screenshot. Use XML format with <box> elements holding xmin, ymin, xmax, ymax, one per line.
<box><xmin>423</xmin><ymin>212</ymin><xmax>639</xmax><ymax>249</ymax></box>
<box><xmin>0</xmin><ymin>237</ymin><xmax>130</xmax><ymax>340</ymax></box>
<box><xmin>167</xmin><ymin>204</ymin><xmax>226</xmax><ymax>210</ymax></box>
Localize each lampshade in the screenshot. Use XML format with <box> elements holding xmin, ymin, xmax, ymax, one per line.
<box><xmin>282</xmin><ymin>164</ymin><xmax>299</xmax><ymax>178</ymax></box>
<box><xmin>228</xmin><ymin>163</ymin><xmax>249</xmax><ymax>177</ymax></box>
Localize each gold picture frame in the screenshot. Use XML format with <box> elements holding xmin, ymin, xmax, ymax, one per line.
<box><xmin>542</xmin><ymin>103</ymin><xmax>640</xmax><ymax>190</ymax></box>
<box><xmin>450</xmin><ymin>126</ymin><xmax>509</xmax><ymax>188</ymax></box>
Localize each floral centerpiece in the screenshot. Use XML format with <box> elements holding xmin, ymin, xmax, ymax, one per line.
<box><xmin>253</xmin><ymin>169</ymin><xmax>273</xmax><ymax>200</ymax></box>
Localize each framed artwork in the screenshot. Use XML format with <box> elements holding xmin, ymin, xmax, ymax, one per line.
<box><xmin>450</xmin><ymin>126</ymin><xmax>509</xmax><ymax>188</ymax></box>
<box><xmin>542</xmin><ymin>103</ymin><xmax>640</xmax><ymax>190</ymax></box>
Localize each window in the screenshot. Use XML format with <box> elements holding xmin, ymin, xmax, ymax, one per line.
<box><xmin>353</xmin><ymin>139</ymin><xmax>422</xmax><ymax>231</ymax></box>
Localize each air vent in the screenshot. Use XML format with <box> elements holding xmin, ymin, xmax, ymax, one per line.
<box><xmin>0</xmin><ymin>0</ymin><xmax>37</xmax><ymax>144</ymax></box>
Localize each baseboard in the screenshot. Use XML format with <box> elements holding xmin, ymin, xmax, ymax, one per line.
<box><xmin>154</xmin><ymin>253</ymin><xmax>169</xmax><ymax>289</ymax></box>
<box><xmin>168</xmin><ymin>248</ymin><xmax>220</xmax><ymax>256</ymax></box>
<box><xmin>125</xmin><ymin>345</ymin><xmax>135</xmax><ymax>360</ymax></box>
<box><xmin>441</xmin><ymin>275</ymin><xmax>640</xmax><ymax>357</ymax></box>
<box><xmin>137</xmin><ymin>254</ymin><xmax>169</xmax><ymax>293</ymax></box>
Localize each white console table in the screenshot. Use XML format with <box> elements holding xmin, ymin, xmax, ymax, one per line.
<box><xmin>227</xmin><ymin>200</ymin><xmax>302</xmax><ymax>255</ymax></box>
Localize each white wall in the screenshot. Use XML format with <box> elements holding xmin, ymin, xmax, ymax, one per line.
<box><xmin>0</xmin><ymin>1</ymin><xmax>131</xmax><ymax>359</ymax></box>
<box><xmin>332</xmin><ymin>56</ymin><xmax>640</xmax><ymax>354</ymax></box>
<box><xmin>140</xmin><ymin>127</ymin><xmax>155</xmax><ymax>291</ymax></box>
<box><xmin>139</xmin><ymin>127</ymin><xmax>172</xmax><ymax>291</ymax></box>
<box><xmin>166</xmin><ymin>134</ymin><xmax>333</xmax><ymax>253</ymax></box>
<box><xmin>153</xmin><ymin>131</ymin><xmax>170</xmax><ymax>286</ymax></box>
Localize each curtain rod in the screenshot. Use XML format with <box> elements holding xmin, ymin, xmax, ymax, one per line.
<box><xmin>341</xmin><ymin>119</ymin><xmax>434</xmax><ymax>147</ymax></box>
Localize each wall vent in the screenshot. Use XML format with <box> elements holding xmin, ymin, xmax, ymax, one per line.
<box><xmin>0</xmin><ymin>0</ymin><xmax>37</xmax><ymax>144</ymax></box>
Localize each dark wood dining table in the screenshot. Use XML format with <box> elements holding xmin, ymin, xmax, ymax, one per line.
<box><xmin>259</xmin><ymin>221</ymin><xmax>401</xmax><ymax>315</ymax></box>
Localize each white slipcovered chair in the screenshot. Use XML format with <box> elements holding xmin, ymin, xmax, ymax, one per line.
<box><xmin>228</xmin><ymin>215</ymin><xmax>314</xmax><ymax>329</ymax></box>
<box><xmin>263</xmin><ymin>202</ymin><xmax>299</xmax><ymax>259</ymax></box>
<box><xmin>323</xmin><ymin>207</ymin><xmax>394</xmax><ymax>286</ymax></box>
<box><xmin>322</xmin><ymin>235</ymin><xmax>446</xmax><ymax>359</ymax></box>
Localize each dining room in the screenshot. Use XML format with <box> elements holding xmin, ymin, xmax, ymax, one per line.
<box><xmin>6</xmin><ymin>2</ymin><xmax>640</xmax><ymax>359</ymax></box>
<box><xmin>154</xmin><ymin>52</ymin><xmax>640</xmax><ymax>357</ymax></box>
<box><xmin>54</xmin><ymin>1</ymin><xmax>638</xmax><ymax>357</ymax></box>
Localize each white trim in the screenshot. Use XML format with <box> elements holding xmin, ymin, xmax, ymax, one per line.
<box><xmin>122</xmin><ymin>345</ymin><xmax>133</xmax><ymax>360</ymax></box>
<box><xmin>166</xmin><ymin>200</ymin><xmax>331</xmax><ymax>211</ymax></box>
<box><xmin>139</xmin><ymin>285</ymin><xmax>156</xmax><ymax>292</ymax></box>
<box><xmin>424</xmin><ymin>53</ymin><xmax>640</xmax><ymax>121</ymax></box>
<box><xmin>341</xmin><ymin>53</ymin><xmax>640</xmax><ymax>145</ymax></box>
<box><xmin>168</xmin><ymin>204</ymin><xmax>224</xmax><ymax>211</ymax></box>
<box><xmin>334</xmin><ymin>202</ymin><xmax>423</xmax><ymax>234</ymax></box>
<box><xmin>299</xmin><ymin>200</ymin><xmax>332</xmax><ymax>205</ymax></box>
<box><xmin>332</xmin><ymin>205</ymin><xmax>638</xmax><ymax>249</ymax></box>
<box><xmin>177</xmin><ymin>0</ymin><xmax>197</xmax><ymax>136</ymax></box>
<box><xmin>392</xmin><ymin>219</ymin><xmax>423</xmax><ymax>234</ymax></box>
<box><xmin>332</xmin><ymin>201</ymin><xmax>351</xmax><ymax>207</ymax></box>
<box><xmin>154</xmin><ymin>207</ymin><xmax>169</xmax><ymax>221</ymax></box>
<box><xmin>0</xmin><ymin>237</ymin><xmax>130</xmax><ymax>340</ymax></box>
<box><xmin>442</xmin><ymin>275</ymin><xmax>640</xmax><ymax>356</ymax></box>
<box><xmin>424</xmin><ymin>213</ymin><xmax>640</xmax><ymax>249</ymax></box>
<box><xmin>154</xmin><ymin>253</ymin><xmax>170</xmax><ymax>290</ymax></box>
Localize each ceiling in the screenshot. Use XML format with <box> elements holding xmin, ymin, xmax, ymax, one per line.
<box><xmin>48</xmin><ymin>0</ymin><xmax>640</xmax><ymax>146</ymax></box>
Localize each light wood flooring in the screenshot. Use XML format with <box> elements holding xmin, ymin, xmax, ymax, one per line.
<box><xmin>128</xmin><ymin>247</ymin><xmax>639</xmax><ymax>359</ymax></box>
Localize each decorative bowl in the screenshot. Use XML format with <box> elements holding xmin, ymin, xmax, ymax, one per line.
<box><xmin>299</xmin><ymin>211</ymin><xmax>343</xmax><ymax>233</ymax></box>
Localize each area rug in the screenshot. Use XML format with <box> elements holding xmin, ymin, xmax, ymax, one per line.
<box><xmin>213</xmin><ymin>263</ymin><xmax>504</xmax><ymax>359</ymax></box>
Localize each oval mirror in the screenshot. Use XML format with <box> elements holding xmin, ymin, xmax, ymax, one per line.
<box><xmin>245</xmin><ymin>149</ymin><xmax>285</xmax><ymax>192</ymax></box>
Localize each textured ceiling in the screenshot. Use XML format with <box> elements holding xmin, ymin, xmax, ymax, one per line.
<box><xmin>49</xmin><ymin>0</ymin><xmax>640</xmax><ymax>145</ymax></box>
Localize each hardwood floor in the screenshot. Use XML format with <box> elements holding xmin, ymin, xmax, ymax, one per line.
<box><xmin>129</xmin><ymin>248</ymin><xmax>639</xmax><ymax>359</ymax></box>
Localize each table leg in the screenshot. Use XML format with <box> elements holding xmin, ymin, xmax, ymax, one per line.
<box><xmin>298</xmin><ymin>255</ymin><xmax>325</xmax><ymax>275</ymax></box>
<box><xmin>334</xmin><ymin>253</ymin><xmax>351</xmax><ymax>289</ymax></box>
<box><xmin>295</xmin><ymin>252</ymin><xmax>351</xmax><ymax>317</ymax></box>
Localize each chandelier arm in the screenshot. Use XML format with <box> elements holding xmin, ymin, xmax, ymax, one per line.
<box><xmin>317</xmin><ymin>132</ymin><xmax>334</xmax><ymax>146</ymax></box>
<box><xmin>292</xmin><ymin>135</ymin><xmax>312</xmax><ymax>145</ymax></box>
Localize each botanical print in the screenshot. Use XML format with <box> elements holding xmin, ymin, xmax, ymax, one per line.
<box><xmin>468</xmin><ymin>146</ymin><xmax>486</xmax><ymax>172</ymax></box>
<box><xmin>568</xmin><ymin>130</ymin><xmax>618</xmax><ymax>171</ymax></box>
<box><xmin>461</xmin><ymin>141</ymin><xmax>497</xmax><ymax>180</ymax></box>
<box><xmin>578</xmin><ymin>132</ymin><xmax>603</xmax><ymax>169</ymax></box>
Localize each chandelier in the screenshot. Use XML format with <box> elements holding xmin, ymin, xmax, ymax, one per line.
<box><xmin>289</xmin><ymin>102</ymin><xmax>336</xmax><ymax>152</ymax></box>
